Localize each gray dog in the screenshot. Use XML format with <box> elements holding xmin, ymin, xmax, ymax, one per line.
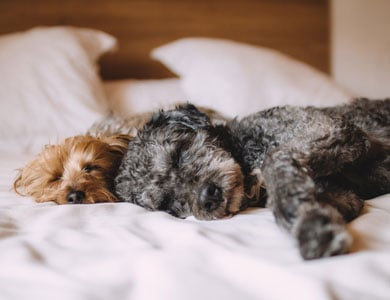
<box><xmin>114</xmin><ymin>99</ymin><xmax>390</xmax><ymax>259</ymax></box>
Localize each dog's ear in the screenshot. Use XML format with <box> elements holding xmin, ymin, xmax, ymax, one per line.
<box><xmin>146</xmin><ymin>103</ymin><xmax>211</xmax><ymax>131</ymax></box>
<box><xmin>99</xmin><ymin>134</ymin><xmax>132</xmax><ymax>156</ymax></box>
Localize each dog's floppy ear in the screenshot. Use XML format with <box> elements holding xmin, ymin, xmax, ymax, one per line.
<box><xmin>99</xmin><ymin>134</ymin><xmax>132</xmax><ymax>156</ymax></box>
<box><xmin>146</xmin><ymin>103</ymin><xmax>211</xmax><ymax>131</ymax></box>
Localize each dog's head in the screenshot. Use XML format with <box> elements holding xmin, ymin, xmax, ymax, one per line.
<box><xmin>14</xmin><ymin>134</ymin><xmax>131</xmax><ymax>204</ymax></box>
<box><xmin>114</xmin><ymin>104</ymin><xmax>245</xmax><ymax>220</ymax></box>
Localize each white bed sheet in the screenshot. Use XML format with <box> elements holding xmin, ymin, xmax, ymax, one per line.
<box><xmin>1</xmin><ymin>150</ymin><xmax>390</xmax><ymax>300</ymax></box>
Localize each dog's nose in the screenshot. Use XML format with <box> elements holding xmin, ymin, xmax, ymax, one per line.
<box><xmin>199</xmin><ymin>184</ymin><xmax>223</xmax><ymax>212</ymax></box>
<box><xmin>67</xmin><ymin>191</ymin><xmax>85</xmax><ymax>204</ymax></box>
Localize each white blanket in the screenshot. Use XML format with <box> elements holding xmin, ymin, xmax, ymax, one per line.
<box><xmin>1</xmin><ymin>152</ymin><xmax>389</xmax><ymax>300</ymax></box>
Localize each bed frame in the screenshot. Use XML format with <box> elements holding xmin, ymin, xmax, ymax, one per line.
<box><xmin>0</xmin><ymin>0</ymin><xmax>329</xmax><ymax>80</ymax></box>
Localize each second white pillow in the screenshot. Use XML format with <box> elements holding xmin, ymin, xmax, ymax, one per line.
<box><xmin>152</xmin><ymin>38</ymin><xmax>353</xmax><ymax>118</ymax></box>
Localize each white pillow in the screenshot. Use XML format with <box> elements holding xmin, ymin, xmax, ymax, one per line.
<box><xmin>0</xmin><ymin>26</ymin><xmax>116</xmax><ymax>152</ymax></box>
<box><xmin>152</xmin><ymin>38</ymin><xmax>353</xmax><ymax>118</ymax></box>
<box><xmin>103</xmin><ymin>78</ymin><xmax>187</xmax><ymax>116</ymax></box>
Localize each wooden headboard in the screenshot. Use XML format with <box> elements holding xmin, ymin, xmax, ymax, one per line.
<box><xmin>0</xmin><ymin>0</ymin><xmax>329</xmax><ymax>80</ymax></box>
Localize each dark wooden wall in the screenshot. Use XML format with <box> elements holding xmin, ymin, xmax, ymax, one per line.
<box><xmin>0</xmin><ymin>0</ymin><xmax>329</xmax><ymax>80</ymax></box>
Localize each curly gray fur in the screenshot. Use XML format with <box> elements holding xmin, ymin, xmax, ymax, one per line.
<box><xmin>114</xmin><ymin>99</ymin><xmax>390</xmax><ymax>260</ymax></box>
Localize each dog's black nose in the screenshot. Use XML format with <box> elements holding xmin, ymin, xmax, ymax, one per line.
<box><xmin>199</xmin><ymin>184</ymin><xmax>223</xmax><ymax>212</ymax></box>
<box><xmin>67</xmin><ymin>191</ymin><xmax>85</xmax><ymax>204</ymax></box>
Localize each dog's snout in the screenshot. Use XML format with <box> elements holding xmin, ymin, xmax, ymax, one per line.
<box><xmin>67</xmin><ymin>191</ymin><xmax>85</xmax><ymax>204</ymax></box>
<box><xmin>199</xmin><ymin>184</ymin><xmax>223</xmax><ymax>212</ymax></box>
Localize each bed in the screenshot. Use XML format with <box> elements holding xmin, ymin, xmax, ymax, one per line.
<box><xmin>1</xmin><ymin>1</ymin><xmax>389</xmax><ymax>299</ymax></box>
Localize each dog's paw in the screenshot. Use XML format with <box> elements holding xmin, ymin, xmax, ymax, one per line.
<box><xmin>295</xmin><ymin>207</ymin><xmax>352</xmax><ymax>260</ymax></box>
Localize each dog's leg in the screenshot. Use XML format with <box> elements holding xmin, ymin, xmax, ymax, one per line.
<box><xmin>316</xmin><ymin>181</ymin><xmax>364</xmax><ymax>222</ymax></box>
<box><xmin>306</xmin><ymin>121</ymin><xmax>389</xmax><ymax>199</ymax></box>
<box><xmin>342</xmin><ymin>145</ymin><xmax>390</xmax><ymax>199</ymax></box>
<box><xmin>262</xmin><ymin>148</ymin><xmax>353</xmax><ymax>260</ymax></box>
<box><xmin>305</xmin><ymin>122</ymin><xmax>372</xmax><ymax>177</ymax></box>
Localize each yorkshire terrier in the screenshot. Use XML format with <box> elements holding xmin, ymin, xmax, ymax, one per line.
<box><xmin>14</xmin><ymin>134</ymin><xmax>131</xmax><ymax>204</ymax></box>
<box><xmin>14</xmin><ymin>107</ymin><xmax>227</xmax><ymax>205</ymax></box>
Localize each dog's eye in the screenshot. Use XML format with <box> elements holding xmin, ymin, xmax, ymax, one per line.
<box><xmin>50</xmin><ymin>175</ymin><xmax>62</xmax><ymax>183</ymax></box>
<box><xmin>171</xmin><ymin>141</ymin><xmax>189</xmax><ymax>168</ymax></box>
<box><xmin>171</xmin><ymin>150</ymin><xmax>181</xmax><ymax>168</ymax></box>
<box><xmin>83</xmin><ymin>165</ymin><xmax>99</xmax><ymax>173</ymax></box>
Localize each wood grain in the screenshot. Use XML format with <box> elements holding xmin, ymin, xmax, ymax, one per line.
<box><xmin>0</xmin><ymin>0</ymin><xmax>329</xmax><ymax>79</ymax></box>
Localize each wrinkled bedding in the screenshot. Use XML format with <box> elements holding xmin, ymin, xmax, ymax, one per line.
<box><xmin>1</xmin><ymin>151</ymin><xmax>389</xmax><ymax>300</ymax></box>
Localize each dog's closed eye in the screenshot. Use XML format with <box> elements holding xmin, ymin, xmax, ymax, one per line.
<box><xmin>171</xmin><ymin>147</ymin><xmax>183</xmax><ymax>169</ymax></box>
<box><xmin>49</xmin><ymin>175</ymin><xmax>62</xmax><ymax>183</ymax></box>
<box><xmin>170</xmin><ymin>141</ymin><xmax>191</xmax><ymax>168</ymax></box>
<box><xmin>83</xmin><ymin>165</ymin><xmax>101</xmax><ymax>173</ymax></box>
